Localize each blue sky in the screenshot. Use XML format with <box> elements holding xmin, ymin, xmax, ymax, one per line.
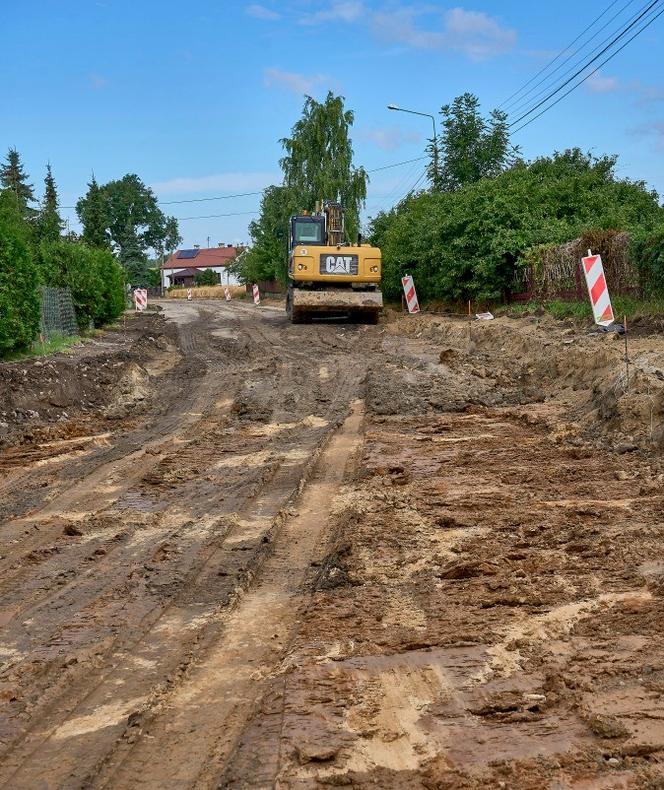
<box><xmin>3</xmin><ymin>0</ymin><xmax>664</xmax><ymax>249</ymax></box>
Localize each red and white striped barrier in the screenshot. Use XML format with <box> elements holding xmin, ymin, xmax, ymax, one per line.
<box><xmin>252</xmin><ymin>284</ymin><xmax>260</xmax><ymax>305</ymax></box>
<box><xmin>581</xmin><ymin>250</ymin><xmax>614</xmax><ymax>326</ymax></box>
<box><xmin>187</xmin><ymin>288</ymin><xmax>192</xmax><ymax>301</ymax></box>
<box><xmin>401</xmin><ymin>274</ymin><xmax>420</xmax><ymax>314</ymax></box>
<box><xmin>224</xmin><ymin>287</ymin><xmax>231</xmax><ymax>302</ymax></box>
<box><xmin>133</xmin><ymin>288</ymin><xmax>147</xmax><ymax>311</ymax></box>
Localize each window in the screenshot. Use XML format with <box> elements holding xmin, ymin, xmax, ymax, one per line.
<box><xmin>293</xmin><ymin>219</ymin><xmax>324</xmax><ymax>245</ymax></box>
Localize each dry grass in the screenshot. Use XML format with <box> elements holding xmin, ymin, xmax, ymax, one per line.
<box><xmin>167</xmin><ymin>285</ymin><xmax>247</xmax><ymax>300</ymax></box>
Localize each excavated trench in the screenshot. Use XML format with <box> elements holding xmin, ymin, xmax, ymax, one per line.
<box><xmin>1</xmin><ymin>302</ymin><xmax>664</xmax><ymax>789</ymax></box>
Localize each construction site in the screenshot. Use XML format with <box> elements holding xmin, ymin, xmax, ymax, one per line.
<box><xmin>1</xmin><ymin>299</ymin><xmax>663</xmax><ymax>788</ymax></box>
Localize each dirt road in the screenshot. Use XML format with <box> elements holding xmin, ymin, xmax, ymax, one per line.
<box><xmin>1</xmin><ymin>300</ymin><xmax>664</xmax><ymax>788</ymax></box>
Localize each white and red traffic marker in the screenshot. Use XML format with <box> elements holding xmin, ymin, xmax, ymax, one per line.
<box><xmin>252</xmin><ymin>284</ymin><xmax>260</xmax><ymax>305</ymax></box>
<box><xmin>401</xmin><ymin>274</ymin><xmax>420</xmax><ymax>314</ymax></box>
<box><xmin>581</xmin><ymin>250</ymin><xmax>614</xmax><ymax>326</ymax></box>
<box><xmin>133</xmin><ymin>288</ymin><xmax>147</xmax><ymax>311</ymax></box>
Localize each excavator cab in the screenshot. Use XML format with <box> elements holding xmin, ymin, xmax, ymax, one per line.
<box><xmin>289</xmin><ymin>216</ymin><xmax>326</xmax><ymax>250</ymax></box>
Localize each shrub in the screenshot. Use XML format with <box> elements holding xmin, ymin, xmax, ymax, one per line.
<box><xmin>94</xmin><ymin>247</ymin><xmax>126</xmax><ymax>324</ymax></box>
<box><xmin>371</xmin><ymin>149</ymin><xmax>664</xmax><ymax>302</ymax></box>
<box><xmin>631</xmin><ymin>225</ymin><xmax>664</xmax><ymax>296</ymax></box>
<box><xmin>194</xmin><ymin>268</ymin><xmax>220</xmax><ymax>286</ymax></box>
<box><xmin>0</xmin><ymin>191</ymin><xmax>40</xmax><ymax>354</ymax></box>
<box><xmin>37</xmin><ymin>240</ymin><xmax>125</xmax><ymax>329</ymax></box>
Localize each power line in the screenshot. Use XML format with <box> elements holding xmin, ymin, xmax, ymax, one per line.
<box><xmin>176</xmin><ymin>210</ymin><xmax>260</xmax><ymax>221</ymax></box>
<box><xmin>501</xmin><ymin>0</ymin><xmax>631</xmax><ymax>109</ymax></box>
<box><xmin>366</xmin><ymin>156</ymin><xmax>428</xmax><ymax>173</ymax></box>
<box><xmin>506</xmin><ymin>0</ymin><xmax>650</xmax><ymax>117</ymax></box>
<box><xmin>395</xmin><ymin>168</ymin><xmax>428</xmax><ymax>205</ymax></box>
<box><xmin>60</xmin><ymin>156</ymin><xmax>429</xmax><ymax>211</ymax></box>
<box><xmin>509</xmin><ymin>0</ymin><xmax>662</xmax><ymax>128</ymax></box>
<box><xmin>512</xmin><ymin>3</ymin><xmax>664</xmax><ymax>133</ymax></box>
<box><xmin>159</xmin><ymin>190</ymin><xmax>263</xmax><ymax>205</ymax></box>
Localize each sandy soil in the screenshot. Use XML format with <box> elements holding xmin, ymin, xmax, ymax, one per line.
<box><xmin>1</xmin><ymin>302</ymin><xmax>663</xmax><ymax>789</ymax></box>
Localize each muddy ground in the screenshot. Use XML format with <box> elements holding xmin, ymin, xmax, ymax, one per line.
<box><xmin>1</xmin><ymin>300</ymin><xmax>663</xmax><ymax>789</ymax></box>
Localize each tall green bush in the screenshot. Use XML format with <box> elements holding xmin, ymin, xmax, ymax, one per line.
<box><xmin>631</xmin><ymin>225</ymin><xmax>664</xmax><ymax>295</ymax></box>
<box><xmin>37</xmin><ymin>240</ymin><xmax>125</xmax><ymax>329</ymax></box>
<box><xmin>371</xmin><ymin>149</ymin><xmax>664</xmax><ymax>302</ymax></box>
<box><xmin>0</xmin><ymin>191</ymin><xmax>40</xmax><ymax>354</ymax></box>
<box><xmin>94</xmin><ymin>247</ymin><xmax>126</xmax><ymax>324</ymax></box>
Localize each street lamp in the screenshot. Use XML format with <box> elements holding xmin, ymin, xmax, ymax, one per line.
<box><xmin>387</xmin><ymin>104</ymin><xmax>439</xmax><ymax>190</ymax></box>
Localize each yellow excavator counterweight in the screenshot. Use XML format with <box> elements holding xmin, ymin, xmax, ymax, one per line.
<box><xmin>286</xmin><ymin>202</ymin><xmax>383</xmax><ymax>323</ymax></box>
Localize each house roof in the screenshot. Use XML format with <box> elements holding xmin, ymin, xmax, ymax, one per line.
<box><xmin>168</xmin><ymin>267</ymin><xmax>200</xmax><ymax>278</ymax></box>
<box><xmin>161</xmin><ymin>246</ymin><xmax>243</xmax><ymax>269</ymax></box>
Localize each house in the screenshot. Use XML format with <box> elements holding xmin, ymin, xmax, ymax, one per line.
<box><xmin>161</xmin><ymin>245</ymin><xmax>245</xmax><ymax>289</ymax></box>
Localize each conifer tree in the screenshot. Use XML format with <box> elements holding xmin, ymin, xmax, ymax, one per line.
<box><xmin>76</xmin><ymin>174</ymin><xmax>110</xmax><ymax>248</ymax></box>
<box><xmin>0</xmin><ymin>148</ymin><xmax>36</xmax><ymax>213</ymax></box>
<box><xmin>36</xmin><ymin>163</ymin><xmax>64</xmax><ymax>242</ymax></box>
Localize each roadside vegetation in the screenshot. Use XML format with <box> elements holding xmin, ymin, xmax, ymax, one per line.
<box><xmin>370</xmin><ymin>93</ymin><xmax>664</xmax><ymax>304</ymax></box>
<box><xmin>235</xmin><ymin>91</ymin><xmax>664</xmax><ymax>312</ymax></box>
<box><xmin>0</xmin><ymin>148</ymin><xmax>182</xmax><ymax>358</ymax></box>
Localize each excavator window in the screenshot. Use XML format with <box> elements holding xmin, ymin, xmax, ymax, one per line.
<box><xmin>291</xmin><ymin>217</ymin><xmax>325</xmax><ymax>248</ymax></box>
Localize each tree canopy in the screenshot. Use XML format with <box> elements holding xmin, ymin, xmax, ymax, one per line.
<box><xmin>238</xmin><ymin>92</ymin><xmax>367</xmax><ymax>284</ymax></box>
<box><xmin>0</xmin><ymin>148</ymin><xmax>36</xmax><ymax>216</ymax></box>
<box><xmin>280</xmin><ymin>92</ymin><xmax>367</xmax><ymax>238</ymax></box>
<box><xmin>36</xmin><ymin>164</ymin><xmax>64</xmax><ymax>243</ymax></box>
<box><xmin>372</xmin><ymin>148</ymin><xmax>664</xmax><ymax>302</ymax></box>
<box><xmin>76</xmin><ymin>173</ymin><xmax>181</xmax><ymax>283</ymax></box>
<box><xmin>428</xmin><ymin>93</ymin><xmax>519</xmax><ymax>192</ymax></box>
<box><xmin>77</xmin><ymin>175</ymin><xmax>110</xmax><ymax>249</ymax></box>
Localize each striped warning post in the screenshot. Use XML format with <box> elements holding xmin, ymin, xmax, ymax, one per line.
<box><xmin>252</xmin><ymin>284</ymin><xmax>260</xmax><ymax>305</ymax></box>
<box><xmin>187</xmin><ymin>288</ymin><xmax>192</xmax><ymax>301</ymax></box>
<box><xmin>133</xmin><ymin>288</ymin><xmax>147</xmax><ymax>312</ymax></box>
<box><xmin>581</xmin><ymin>251</ymin><xmax>614</xmax><ymax>326</ymax></box>
<box><xmin>401</xmin><ymin>274</ymin><xmax>420</xmax><ymax>314</ymax></box>
<box><xmin>224</xmin><ymin>287</ymin><xmax>231</xmax><ymax>302</ymax></box>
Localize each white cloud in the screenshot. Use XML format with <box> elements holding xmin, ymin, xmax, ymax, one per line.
<box><xmin>263</xmin><ymin>67</ymin><xmax>330</xmax><ymax>95</ymax></box>
<box><xmin>444</xmin><ymin>8</ymin><xmax>516</xmax><ymax>60</ymax></box>
<box><xmin>246</xmin><ymin>3</ymin><xmax>280</xmax><ymax>20</ymax></box>
<box><xmin>371</xmin><ymin>5</ymin><xmax>516</xmax><ymax>61</ymax></box>
<box><xmin>586</xmin><ymin>71</ymin><xmax>620</xmax><ymax>94</ymax></box>
<box><xmin>360</xmin><ymin>126</ymin><xmax>422</xmax><ymax>150</ymax></box>
<box><xmin>150</xmin><ymin>171</ymin><xmax>279</xmax><ymax>195</ymax></box>
<box><xmin>300</xmin><ymin>1</ymin><xmax>365</xmax><ymax>25</ymax></box>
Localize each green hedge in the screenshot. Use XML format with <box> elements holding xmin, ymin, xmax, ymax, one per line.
<box><xmin>37</xmin><ymin>240</ymin><xmax>125</xmax><ymax>329</ymax></box>
<box><xmin>371</xmin><ymin>149</ymin><xmax>664</xmax><ymax>302</ymax></box>
<box><xmin>0</xmin><ymin>192</ymin><xmax>41</xmax><ymax>354</ymax></box>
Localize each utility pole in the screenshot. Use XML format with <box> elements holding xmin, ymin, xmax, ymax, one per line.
<box><xmin>388</xmin><ymin>105</ymin><xmax>440</xmax><ymax>191</ymax></box>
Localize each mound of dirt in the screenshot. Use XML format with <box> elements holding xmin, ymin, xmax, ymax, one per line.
<box><xmin>384</xmin><ymin>314</ymin><xmax>664</xmax><ymax>450</ymax></box>
<box><xmin>0</xmin><ymin>314</ymin><xmax>179</xmax><ymax>449</ymax></box>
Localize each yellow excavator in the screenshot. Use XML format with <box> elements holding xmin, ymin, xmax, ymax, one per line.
<box><xmin>286</xmin><ymin>201</ymin><xmax>382</xmax><ymax>323</ymax></box>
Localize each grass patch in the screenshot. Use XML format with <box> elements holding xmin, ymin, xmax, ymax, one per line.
<box><xmin>2</xmin><ymin>332</ymin><xmax>82</xmax><ymax>361</ymax></box>
<box><xmin>501</xmin><ymin>296</ymin><xmax>664</xmax><ymax>322</ymax></box>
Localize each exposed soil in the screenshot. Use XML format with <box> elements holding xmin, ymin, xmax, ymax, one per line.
<box><xmin>1</xmin><ymin>302</ymin><xmax>663</xmax><ymax>789</ymax></box>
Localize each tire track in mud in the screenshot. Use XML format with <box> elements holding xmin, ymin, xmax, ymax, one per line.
<box><xmin>0</xmin><ymin>400</ymin><xmax>365</xmax><ymax>790</ymax></box>
<box><xmin>0</xmin><ymin>302</ymin><xmax>369</xmax><ymax>789</ymax></box>
<box><xmin>93</xmin><ymin>400</ymin><xmax>366</xmax><ymax>790</ymax></box>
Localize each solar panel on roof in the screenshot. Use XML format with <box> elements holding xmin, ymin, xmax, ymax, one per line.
<box><xmin>177</xmin><ymin>249</ymin><xmax>200</xmax><ymax>259</ymax></box>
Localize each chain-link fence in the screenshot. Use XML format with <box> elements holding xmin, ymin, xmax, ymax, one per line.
<box><xmin>39</xmin><ymin>286</ymin><xmax>78</xmax><ymax>339</ymax></box>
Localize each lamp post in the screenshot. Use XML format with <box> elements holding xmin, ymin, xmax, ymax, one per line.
<box><xmin>387</xmin><ymin>104</ymin><xmax>439</xmax><ymax>191</ymax></box>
